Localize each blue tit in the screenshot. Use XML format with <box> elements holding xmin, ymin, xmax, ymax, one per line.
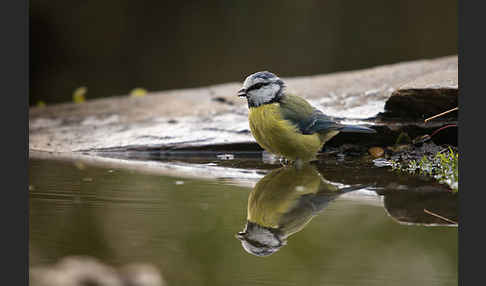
<box><xmin>237</xmin><ymin>71</ymin><xmax>376</xmax><ymax>163</ymax></box>
<box><xmin>236</xmin><ymin>164</ymin><xmax>367</xmax><ymax>257</ymax></box>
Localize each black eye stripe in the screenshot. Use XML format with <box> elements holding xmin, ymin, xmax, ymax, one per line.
<box><xmin>247</xmin><ymin>82</ymin><xmax>270</xmax><ymax>92</ymax></box>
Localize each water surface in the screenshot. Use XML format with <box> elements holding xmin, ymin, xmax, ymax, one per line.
<box><xmin>29</xmin><ymin>158</ymin><xmax>457</xmax><ymax>286</ymax></box>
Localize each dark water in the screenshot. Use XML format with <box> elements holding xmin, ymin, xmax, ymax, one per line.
<box><xmin>29</xmin><ymin>158</ymin><xmax>457</xmax><ymax>286</ymax></box>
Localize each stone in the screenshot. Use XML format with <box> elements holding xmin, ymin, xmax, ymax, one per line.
<box><xmin>29</xmin><ymin>56</ymin><xmax>458</xmax><ymax>178</ymax></box>
<box><xmin>30</xmin><ymin>256</ymin><xmax>166</xmax><ymax>286</ymax></box>
<box><xmin>378</xmin><ymin>65</ymin><xmax>458</xmax><ymax>120</ymax></box>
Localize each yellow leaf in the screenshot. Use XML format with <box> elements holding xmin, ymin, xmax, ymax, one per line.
<box><xmin>36</xmin><ymin>101</ymin><xmax>46</xmax><ymax>107</ymax></box>
<box><xmin>130</xmin><ymin>87</ymin><xmax>148</xmax><ymax>97</ymax></box>
<box><xmin>73</xmin><ymin>87</ymin><xmax>87</xmax><ymax>103</ymax></box>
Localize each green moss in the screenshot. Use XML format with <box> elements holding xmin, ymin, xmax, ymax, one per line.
<box><xmin>390</xmin><ymin>147</ymin><xmax>458</xmax><ymax>192</ymax></box>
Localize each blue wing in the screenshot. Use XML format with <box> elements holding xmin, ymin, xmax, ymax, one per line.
<box><xmin>304</xmin><ymin>110</ymin><xmax>376</xmax><ymax>134</ymax></box>
<box><xmin>279</xmin><ymin>94</ymin><xmax>376</xmax><ymax>135</ymax></box>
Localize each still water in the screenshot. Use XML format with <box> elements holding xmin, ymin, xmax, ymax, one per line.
<box><xmin>29</xmin><ymin>158</ymin><xmax>457</xmax><ymax>286</ymax></box>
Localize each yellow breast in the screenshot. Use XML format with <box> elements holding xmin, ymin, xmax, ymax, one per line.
<box><xmin>248</xmin><ymin>104</ymin><xmax>328</xmax><ymax>162</ymax></box>
<box><xmin>247</xmin><ymin>165</ymin><xmax>322</xmax><ymax>229</ymax></box>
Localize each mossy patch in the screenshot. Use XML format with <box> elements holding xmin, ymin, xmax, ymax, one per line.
<box><xmin>389</xmin><ymin>146</ymin><xmax>458</xmax><ymax>192</ymax></box>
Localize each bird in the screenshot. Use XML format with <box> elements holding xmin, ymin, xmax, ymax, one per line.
<box><xmin>237</xmin><ymin>71</ymin><xmax>376</xmax><ymax>164</ymax></box>
<box><xmin>236</xmin><ymin>163</ymin><xmax>369</xmax><ymax>256</ymax></box>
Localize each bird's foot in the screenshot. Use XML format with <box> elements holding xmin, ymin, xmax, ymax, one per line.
<box><xmin>279</xmin><ymin>157</ymin><xmax>290</xmax><ymax>167</ymax></box>
<box><xmin>278</xmin><ymin>158</ymin><xmax>304</xmax><ymax>169</ymax></box>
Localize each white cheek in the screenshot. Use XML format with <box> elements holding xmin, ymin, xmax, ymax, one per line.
<box><xmin>248</xmin><ymin>84</ymin><xmax>280</xmax><ymax>106</ymax></box>
<box><xmin>259</xmin><ymin>84</ymin><xmax>279</xmax><ymax>100</ymax></box>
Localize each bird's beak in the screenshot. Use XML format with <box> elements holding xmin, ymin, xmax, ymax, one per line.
<box><xmin>237</xmin><ymin>88</ymin><xmax>247</xmax><ymax>97</ymax></box>
<box><xmin>235</xmin><ymin>231</ymin><xmax>247</xmax><ymax>240</ymax></box>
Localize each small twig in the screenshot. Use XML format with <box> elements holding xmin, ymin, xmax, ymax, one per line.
<box><xmin>429</xmin><ymin>124</ymin><xmax>457</xmax><ymax>137</ymax></box>
<box><xmin>423</xmin><ymin>208</ymin><xmax>458</xmax><ymax>224</ymax></box>
<box><xmin>424</xmin><ymin>107</ymin><xmax>458</xmax><ymax>123</ymax></box>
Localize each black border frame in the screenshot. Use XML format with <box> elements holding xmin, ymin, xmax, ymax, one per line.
<box><xmin>3</xmin><ymin>0</ymin><xmax>29</xmax><ymax>285</ymax></box>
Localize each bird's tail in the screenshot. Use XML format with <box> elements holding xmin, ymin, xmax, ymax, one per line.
<box><xmin>338</xmin><ymin>125</ymin><xmax>376</xmax><ymax>134</ymax></box>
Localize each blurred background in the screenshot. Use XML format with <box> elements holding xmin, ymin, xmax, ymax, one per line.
<box><xmin>30</xmin><ymin>0</ymin><xmax>457</xmax><ymax>105</ymax></box>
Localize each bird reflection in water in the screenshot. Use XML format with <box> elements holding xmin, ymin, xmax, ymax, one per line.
<box><xmin>236</xmin><ymin>163</ymin><xmax>368</xmax><ymax>257</ymax></box>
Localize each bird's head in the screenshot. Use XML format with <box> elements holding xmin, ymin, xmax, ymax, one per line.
<box><xmin>237</xmin><ymin>71</ymin><xmax>285</xmax><ymax>108</ymax></box>
<box><xmin>235</xmin><ymin>221</ymin><xmax>286</xmax><ymax>257</ymax></box>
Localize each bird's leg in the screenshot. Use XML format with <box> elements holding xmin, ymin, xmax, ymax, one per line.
<box><xmin>279</xmin><ymin>157</ymin><xmax>290</xmax><ymax>167</ymax></box>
